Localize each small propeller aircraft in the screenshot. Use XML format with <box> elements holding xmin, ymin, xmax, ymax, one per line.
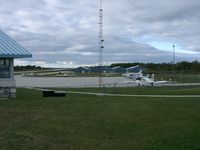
<box><xmin>122</xmin><ymin>70</ymin><xmax>168</xmax><ymax>87</ymax></box>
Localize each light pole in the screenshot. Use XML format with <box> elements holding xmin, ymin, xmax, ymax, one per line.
<box><xmin>172</xmin><ymin>44</ymin><xmax>175</xmax><ymax>65</ymax></box>
<box><xmin>172</xmin><ymin>44</ymin><xmax>175</xmax><ymax>83</ymax></box>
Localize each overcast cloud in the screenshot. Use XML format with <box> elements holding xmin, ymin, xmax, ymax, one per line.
<box><xmin>0</xmin><ymin>0</ymin><xmax>200</xmax><ymax>67</ymax></box>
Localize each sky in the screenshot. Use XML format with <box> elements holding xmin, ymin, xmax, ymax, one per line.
<box><xmin>0</xmin><ymin>0</ymin><xmax>200</xmax><ymax>68</ymax></box>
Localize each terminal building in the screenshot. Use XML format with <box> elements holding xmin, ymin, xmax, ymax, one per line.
<box><xmin>0</xmin><ymin>29</ymin><xmax>32</xmax><ymax>98</ymax></box>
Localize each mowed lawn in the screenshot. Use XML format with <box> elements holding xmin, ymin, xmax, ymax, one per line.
<box><xmin>68</xmin><ymin>86</ymin><xmax>200</xmax><ymax>95</ymax></box>
<box><xmin>0</xmin><ymin>88</ymin><xmax>200</xmax><ymax>149</ymax></box>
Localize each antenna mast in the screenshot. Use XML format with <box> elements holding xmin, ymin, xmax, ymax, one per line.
<box><xmin>99</xmin><ymin>0</ymin><xmax>104</xmax><ymax>89</ymax></box>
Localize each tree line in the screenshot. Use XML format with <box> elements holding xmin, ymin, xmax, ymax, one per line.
<box><xmin>110</xmin><ymin>60</ymin><xmax>200</xmax><ymax>74</ymax></box>
<box><xmin>14</xmin><ymin>65</ymin><xmax>43</xmax><ymax>71</ymax></box>
<box><xmin>14</xmin><ymin>61</ymin><xmax>200</xmax><ymax>74</ymax></box>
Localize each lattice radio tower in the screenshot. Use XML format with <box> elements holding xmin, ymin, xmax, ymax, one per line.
<box><xmin>99</xmin><ymin>0</ymin><xmax>104</xmax><ymax>89</ymax></box>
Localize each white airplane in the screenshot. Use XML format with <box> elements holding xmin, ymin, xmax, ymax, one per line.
<box><xmin>122</xmin><ymin>70</ymin><xmax>143</xmax><ymax>79</ymax></box>
<box><xmin>122</xmin><ymin>71</ymin><xmax>168</xmax><ymax>87</ymax></box>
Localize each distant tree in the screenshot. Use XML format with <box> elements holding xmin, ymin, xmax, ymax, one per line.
<box><xmin>14</xmin><ymin>65</ymin><xmax>43</xmax><ymax>71</ymax></box>
<box><xmin>110</xmin><ymin>61</ymin><xmax>200</xmax><ymax>74</ymax></box>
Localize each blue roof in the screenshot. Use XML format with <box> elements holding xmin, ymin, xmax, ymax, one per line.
<box><xmin>0</xmin><ymin>29</ymin><xmax>32</xmax><ymax>58</ymax></box>
<box><xmin>75</xmin><ymin>67</ymin><xmax>90</xmax><ymax>70</ymax></box>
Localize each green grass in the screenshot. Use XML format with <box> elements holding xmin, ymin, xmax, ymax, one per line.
<box><xmin>67</xmin><ymin>86</ymin><xmax>200</xmax><ymax>95</ymax></box>
<box><xmin>1</xmin><ymin>88</ymin><xmax>200</xmax><ymax>149</ymax></box>
<box><xmin>155</xmin><ymin>74</ymin><xmax>200</xmax><ymax>83</ymax></box>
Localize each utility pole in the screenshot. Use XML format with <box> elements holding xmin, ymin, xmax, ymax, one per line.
<box><xmin>172</xmin><ymin>44</ymin><xmax>176</xmax><ymax>83</ymax></box>
<box><xmin>172</xmin><ymin>44</ymin><xmax>175</xmax><ymax>65</ymax></box>
<box><xmin>98</xmin><ymin>0</ymin><xmax>104</xmax><ymax>91</ymax></box>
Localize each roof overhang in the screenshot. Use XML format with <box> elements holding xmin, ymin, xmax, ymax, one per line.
<box><xmin>0</xmin><ymin>54</ymin><xmax>32</xmax><ymax>58</ymax></box>
<box><xmin>0</xmin><ymin>29</ymin><xmax>32</xmax><ymax>59</ymax></box>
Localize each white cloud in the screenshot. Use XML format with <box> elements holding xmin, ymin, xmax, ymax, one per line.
<box><xmin>14</xmin><ymin>59</ymin><xmax>79</xmax><ymax>68</ymax></box>
<box><xmin>1</xmin><ymin>0</ymin><xmax>200</xmax><ymax>67</ymax></box>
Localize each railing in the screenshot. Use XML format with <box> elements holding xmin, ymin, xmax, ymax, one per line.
<box><xmin>0</xmin><ymin>66</ymin><xmax>10</xmax><ymax>78</ymax></box>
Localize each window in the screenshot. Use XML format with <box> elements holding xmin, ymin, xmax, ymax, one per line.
<box><xmin>0</xmin><ymin>58</ymin><xmax>10</xmax><ymax>78</ymax></box>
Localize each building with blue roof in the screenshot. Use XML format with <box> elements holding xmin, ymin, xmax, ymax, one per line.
<box><xmin>90</xmin><ymin>66</ymin><xmax>111</xmax><ymax>73</ymax></box>
<box><xmin>0</xmin><ymin>29</ymin><xmax>32</xmax><ymax>98</ymax></box>
<box><xmin>74</xmin><ymin>67</ymin><xmax>90</xmax><ymax>74</ymax></box>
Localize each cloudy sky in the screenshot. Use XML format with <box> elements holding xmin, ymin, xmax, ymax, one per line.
<box><xmin>1</xmin><ymin>0</ymin><xmax>200</xmax><ymax>67</ymax></box>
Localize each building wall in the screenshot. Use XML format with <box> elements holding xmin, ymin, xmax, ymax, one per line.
<box><xmin>0</xmin><ymin>58</ymin><xmax>16</xmax><ymax>98</ymax></box>
<box><xmin>74</xmin><ymin>67</ymin><xmax>90</xmax><ymax>73</ymax></box>
<box><xmin>90</xmin><ymin>66</ymin><xmax>111</xmax><ymax>73</ymax></box>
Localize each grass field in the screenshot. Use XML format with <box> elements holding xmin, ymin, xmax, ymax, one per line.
<box><xmin>155</xmin><ymin>74</ymin><xmax>200</xmax><ymax>83</ymax></box>
<box><xmin>1</xmin><ymin>87</ymin><xmax>200</xmax><ymax>149</ymax></box>
<box><xmin>67</xmin><ymin>86</ymin><xmax>200</xmax><ymax>95</ymax></box>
